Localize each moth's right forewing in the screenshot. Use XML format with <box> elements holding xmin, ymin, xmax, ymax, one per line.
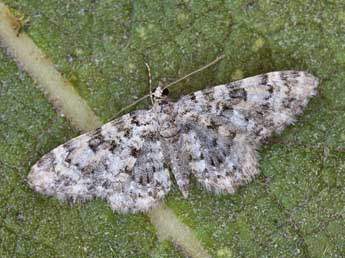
<box><xmin>174</xmin><ymin>71</ymin><xmax>318</xmax><ymax>194</ymax></box>
<box><xmin>226</xmin><ymin>71</ymin><xmax>318</xmax><ymax>139</ymax></box>
<box><xmin>176</xmin><ymin>71</ymin><xmax>318</xmax><ymax>142</ymax></box>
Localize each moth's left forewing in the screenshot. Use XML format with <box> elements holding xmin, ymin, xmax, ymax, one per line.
<box><xmin>28</xmin><ymin>110</ymin><xmax>171</xmax><ymax>213</ymax></box>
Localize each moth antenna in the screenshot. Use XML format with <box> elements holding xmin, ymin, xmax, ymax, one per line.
<box><xmin>114</xmin><ymin>54</ymin><xmax>225</xmax><ymax>118</ymax></box>
<box><xmin>145</xmin><ymin>62</ymin><xmax>154</xmax><ymax>105</ymax></box>
<box><xmin>162</xmin><ymin>54</ymin><xmax>225</xmax><ymax>91</ymax></box>
<box><xmin>113</xmin><ymin>95</ymin><xmax>150</xmax><ymax>118</ymax></box>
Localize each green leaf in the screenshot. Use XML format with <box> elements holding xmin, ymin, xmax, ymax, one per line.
<box><xmin>1</xmin><ymin>1</ymin><xmax>345</xmax><ymax>257</ymax></box>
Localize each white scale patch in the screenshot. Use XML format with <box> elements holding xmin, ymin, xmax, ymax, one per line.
<box><xmin>28</xmin><ymin>71</ymin><xmax>318</xmax><ymax>213</ymax></box>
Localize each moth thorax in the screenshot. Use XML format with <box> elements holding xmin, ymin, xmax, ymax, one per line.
<box><xmin>157</xmin><ymin>108</ymin><xmax>179</xmax><ymax>138</ymax></box>
<box><xmin>159</xmin><ymin>121</ymin><xmax>179</xmax><ymax>138</ymax></box>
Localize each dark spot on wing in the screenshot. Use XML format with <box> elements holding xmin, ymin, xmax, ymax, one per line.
<box><xmin>227</xmin><ymin>80</ymin><xmax>243</xmax><ymax>89</ymax></box>
<box><xmin>279</xmin><ymin>71</ymin><xmax>288</xmax><ymax>82</ymax></box>
<box><xmin>283</xmin><ymin>97</ymin><xmax>296</xmax><ymax>109</ymax></box>
<box><xmin>103</xmin><ymin>160</ymin><xmax>109</xmax><ymax>172</ymax></box>
<box><xmin>256</xmin><ymin>110</ymin><xmax>264</xmax><ymax>116</ymax></box>
<box><xmin>255</xmin><ymin>127</ymin><xmax>264</xmax><ymax>137</ymax></box>
<box><xmin>146</xmin><ymin>173</ymin><xmax>151</xmax><ymax>184</ymax></box>
<box><xmin>230</xmin><ymin>88</ymin><xmax>247</xmax><ymax>101</ymax></box>
<box><xmin>290</xmin><ymin>71</ymin><xmax>300</xmax><ymax>78</ymax></box>
<box><xmin>124</xmin><ymin>166</ymin><xmax>132</xmax><ymax>175</ymax></box>
<box><xmin>88</xmin><ymin>133</ymin><xmax>104</xmax><ymax>153</ymax></box>
<box><xmin>210</xmin><ymin>158</ymin><xmax>215</xmax><ymax>167</ymax></box>
<box><xmin>109</xmin><ymin>140</ymin><xmax>118</xmax><ymax>153</ymax></box>
<box><xmin>123</xmin><ymin>128</ymin><xmax>131</xmax><ymax>137</ymax></box>
<box><xmin>61</xmin><ymin>176</ymin><xmax>72</xmax><ymax>187</ymax></box>
<box><xmin>278</xmin><ymin>73</ymin><xmax>293</xmax><ymax>94</ymax></box>
<box><xmin>89</xmin><ymin>127</ymin><xmax>102</xmax><ymax>137</ymax></box>
<box><xmin>74</xmin><ymin>162</ymin><xmax>81</xmax><ymax>168</ymax></box>
<box><xmin>65</xmin><ymin>155</ymin><xmax>72</xmax><ymax>164</ymax></box>
<box><xmin>242</xmin><ymin>89</ymin><xmax>247</xmax><ymax>101</ymax></box>
<box><xmin>130</xmin><ymin>115</ymin><xmax>140</xmax><ymax>126</ymax></box>
<box><xmin>217</xmin><ymin>102</ymin><xmax>234</xmax><ymax>113</ymax></box>
<box><xmin>36</xmin><ymin>152</ymin><xmax>55</xmax><ymax>168</ymax></box>
<box><xmin>261</xmin><ymin>103</ymin><xmax>271</xmax><ymax>110</ymax></box>
<box><xmin>62</xmin><ymin>141</ymin><xmax>74</xmax><ymax>151</ymax></box>
<box><xmin>190</xmin><ymin>93</ymin><xmax>196</xmax><ymax>101</ymax></box>
<box><xmin>102</xmin><ymin>181</ymin><xmax>111</xmax><ymax>189</ymax></box>
<box><xmin>131</xmin><ymin>148</ymin><xmax>140</xmax><ymax>158</ymax></box>
<box><xmin>289</xmin><ymin>97</ymin><xmax>296</xmax><ymax>103</ymax></box>
<box><xmin>220</xmin><ymin>147</ymin><xmax>228</xmax><ymax>158</ymax></box>
<box><xmin>206</xmin><ymin>119</ymin><xmax>218</xmax><ymax>130</ymax></box>
<box><xmin>81</xmin><ymin>165</ymin><xmax>95</xmax><ymax>175</ymax></box>
<box><xmin>216</xmin><ymin>153</ymin><xmax>225</xmax><ymax>164</ymax></box>
<box><xmin>87</xmin><ymin>184</ymin><xmax>95</xmax><ymax>192</ymax></box>
<box><xmin>264</xmin><ymin>84</ymin><xmax>274</xmax><ymax>101</ymax></box>
<box><xmin>260</xmin><ymin>73</ymin><xmax>268</xmax><ymax>85</ymax></box>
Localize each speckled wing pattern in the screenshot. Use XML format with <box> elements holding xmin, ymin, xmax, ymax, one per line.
<box><xmin>28</xmin><ymin>71</ymin><xmax>318</xmax><ymax>213</ymax></box>
<box><xmin>174</xmin><ymin>71</ymin><xmax>318</xmax><ymax>194</ymax></box>
<box><xmin>28</xmin><ymin>110</ymin><xmax>171</xmax><ymax>213</ymax></box>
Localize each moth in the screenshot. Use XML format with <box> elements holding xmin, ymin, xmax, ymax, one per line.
<box><xmin>28</xmin><ymin>71</ymin><xmax>318</xmax><ymax>213</ymax></box>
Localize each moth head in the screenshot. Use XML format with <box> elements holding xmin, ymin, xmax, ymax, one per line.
<box><xmin>152</xmin><ymin>87</ymin><xmax>169</xmax><ymax>102</ymax></box>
